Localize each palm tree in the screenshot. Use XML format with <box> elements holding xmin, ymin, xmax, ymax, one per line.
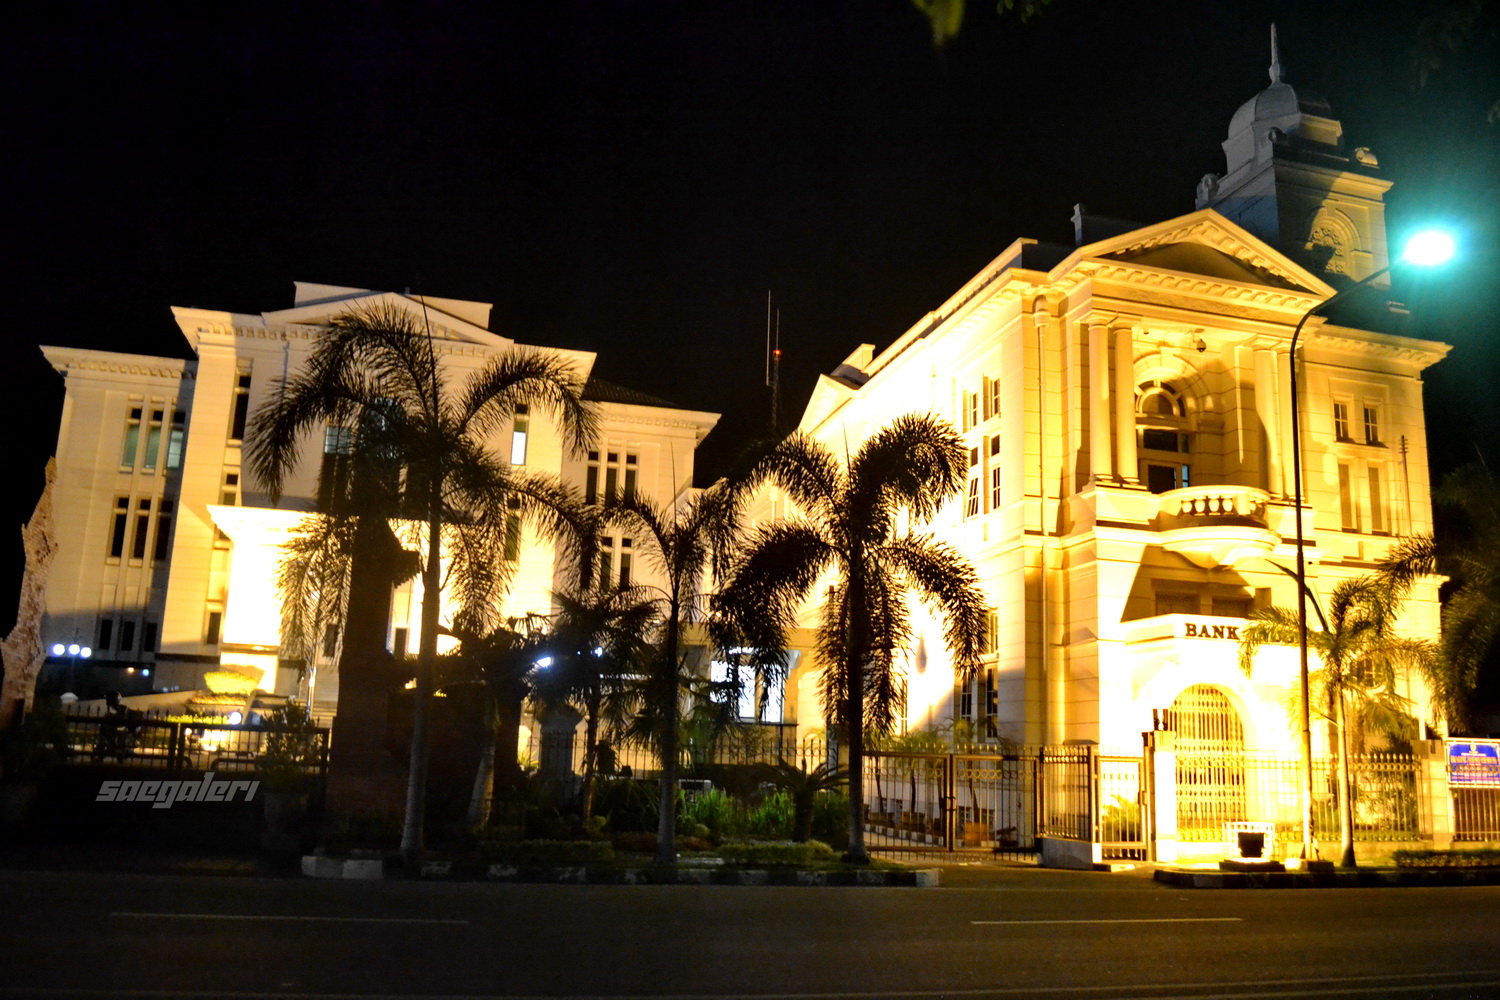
<box><xmin>715</xmin><ymin>414</ymin><xmax>988</xmax><ymax>863</ymax></box>
<box><xmin>1379</xmin><ymin>462</ymin><xmax>1500</xmax><ymax>728</ymax></box>
<box><xmin>1237</xmin><ymin>575</ymin><xmax>1443</xmax><ymax>867</ymax></box>
<box><xmin>602</xmin><ymin>480</ymin><xmax>751</xmax><ymax>864</ymax></box>
<box><xmin>246</xmin><ymin>302</ymin><xmax>596</xmax><ymax>859</ymax></box>
<box><xmin>529</xmin><ymin>584</ymin><xmax>659</xmax><ymax>819</ymax></box>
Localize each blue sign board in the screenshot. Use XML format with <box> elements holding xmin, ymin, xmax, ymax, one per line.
<box><xmin>1447</xmin><ymin>741</ymin><xmax>1500</xmax><ymax>787</ymax></box>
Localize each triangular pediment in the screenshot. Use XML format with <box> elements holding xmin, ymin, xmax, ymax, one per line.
<box><xmin>264</xmin><ymin>289</ymin><xmax>511</xmax><ymax>349</ymax></box>
<box><xmin>1075</xmin><ymin>209</ymin><xmax>1335</xmax><ymax>297</ymax></box>
<box><xmin>797</xmin><ymin>373</ymin><xmax>858</xmax><ymax>433</ymax></box>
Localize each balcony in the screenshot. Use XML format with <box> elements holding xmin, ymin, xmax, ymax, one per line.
<box><xmin>1155</xmin><ymin>486</ymin><xmax>1279</xmax><ymax>568</ymax></box>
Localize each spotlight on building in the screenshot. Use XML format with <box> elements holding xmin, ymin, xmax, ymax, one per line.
<box><xmin>51</xmin><ymin>643</ymin><xmax>65</xmax><ymax>656</ymax></box>
<box><xmin>1401</xmin><ymin>229</ymin><xmax>1455</xmax><ymax>268</ymax></box>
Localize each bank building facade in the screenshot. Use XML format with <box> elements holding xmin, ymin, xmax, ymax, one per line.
<box><xmin>771</xmin><ymin>49</ymin><xmax>1449</xmax><ymax>760</ymax></box>
<box><xmin>36</xmin><ymin>283</ymin><xmax>718</xmax><ymax>720</ymax></box>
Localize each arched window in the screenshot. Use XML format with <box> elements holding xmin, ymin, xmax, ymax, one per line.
<box><xmin>1137</xmin><ymin>380</ymin><xmax>1191</xmax><ymax>494</ymax></box>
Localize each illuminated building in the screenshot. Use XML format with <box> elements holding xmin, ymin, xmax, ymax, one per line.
<box><xmin>773</xmin><ymin>44</ymin><xmax>1449</xmax><ymax>754</ymax></box>
<box><xmin>39</xmin><ymin>283</ymin><xmax>718</xmax><ymax>716</ymax></box>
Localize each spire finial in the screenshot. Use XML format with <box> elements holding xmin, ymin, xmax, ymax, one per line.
<box><xmin>1269</xmin><ymin>23</ymin><xmax>1284</xmax><ymax>84</ymax></box>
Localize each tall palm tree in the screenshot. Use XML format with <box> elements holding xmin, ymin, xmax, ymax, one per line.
<box><xmin>1379</xmin><ymin>462</ymin><xmax>1500</xmax><ymax>728</ymax></box>
<box><xmin>530</xmin><ymin>584</ymin><xmax>659</xmax><ymax>819</ymax></box>
<box><xmin>246</xmin><ymin>302</ymin><xmax>596</xmax><ymax>859</ymax></box>
<box><xmin>716</xmin><ymin>414</ymin><xmax>988</xmax><ymax>863</ymax></box>
<box><xmin>1237</xmin><ymin>575</ymin><xmax>1443</xmax><ymax>867</ymax></box>
<box><xmin>602</xmin><ymin>480</ymin><xmax>751</xmax><ymax>864</ymax></box>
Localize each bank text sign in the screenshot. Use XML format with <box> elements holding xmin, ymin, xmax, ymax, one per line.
<box><xmin>1447</xmin><ymin>741</ymin><xmax>1500</xmax><ymax>787</ymax></box>
<box><xmin>1178</xmin><ymin>620</ymin><xmax>1241</xmax><ymax>640</ymax></box>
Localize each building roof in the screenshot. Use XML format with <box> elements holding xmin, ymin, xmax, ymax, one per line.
<box><xmin>582</xmin><ymin>377</ymin><xmax>680</xmax><ymax>409</ymax></box>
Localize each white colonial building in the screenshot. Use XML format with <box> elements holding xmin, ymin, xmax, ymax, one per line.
<box><xmin>39</xmin><ymin>283</ymin><xmax>718</xmax><ymax>718</ymax></box>
<box><xmin>774</xmin><ymin>50</ymin><xmax>1449</xmax><ymax>755</ymax></box>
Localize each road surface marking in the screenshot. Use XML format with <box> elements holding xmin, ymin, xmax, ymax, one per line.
<box><xmin>110</xmin><ymin>912</ymin><xmax>468</xmax><ymax>925</ymax></box>
<box><xmin>971</xmin><ymin>916</ymin><xmax>1243</xmax><ymax>925</ymax></box>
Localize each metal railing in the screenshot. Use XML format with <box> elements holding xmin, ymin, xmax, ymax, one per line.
<box><xmin>1173</xmin><ymin>750</ymin><xmax>1424</xmax><ymax>845</ymax></box>
<box><xmin>55</xmin><ymin>714</ymin><xmax>329</xmax><ymax>774</ymax></box>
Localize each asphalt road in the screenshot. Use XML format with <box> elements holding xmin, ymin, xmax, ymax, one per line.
<box><xmin>0</xmin><ymin>864</ymin><xmax>1497</xmax><ymax>1000</ymax></box>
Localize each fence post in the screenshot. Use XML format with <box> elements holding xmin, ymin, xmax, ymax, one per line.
<box><xmin>1143</xmin><ymin>730</ymin><xmax>1178</xmax><ymax>864</ymax></box>
<box><xmin>943</xmin><ymin>753</ymin><xmax>956</xmax><ymax>852</ymax></box>
<box><xmin>1416</xmin><ymin>740</ymin><xmax>1453</xmax><ymax>849</ymax></box>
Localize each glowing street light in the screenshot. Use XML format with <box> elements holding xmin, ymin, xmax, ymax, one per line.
<box><xmin>1287</xmin><ymin>228</ymin><xmax>1457</xmax><ymax>863</ymax></box>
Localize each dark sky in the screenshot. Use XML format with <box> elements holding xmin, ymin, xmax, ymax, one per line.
<box><xmin>3</xmin><ymin>1</ymin><xmax>1497</xmax><ymax>627</ymax></box>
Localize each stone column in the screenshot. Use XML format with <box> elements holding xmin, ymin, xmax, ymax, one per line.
<box><xmin>1112</xmin><ymin>326</ymin><xmax>1137</xmax><ymax>484</ymax></box>
<box><xmin>1088</xmin><ymin>321</ymin><xmax>1112</xmax><ymax>482</ymax></box>
<box><xmin>1417</xmin><ymin>739</ymin><xmax>1454</xmax><ymax>849</ymax></box>
<box><xmin>1254</xmin><ymin>349</ymin><xmax>1280</xmax><ymax>495</ymax></box>
<box><xmin>1145</xmin><ymin>730</ymin><xmax>1179</xmax><ymax>864</ymax></box>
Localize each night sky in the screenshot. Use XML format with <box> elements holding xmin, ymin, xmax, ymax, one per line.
<box><xmin>3</xmin><ymin>1</ymin><xmax>1497</xmax><ymax>630</ymax></box>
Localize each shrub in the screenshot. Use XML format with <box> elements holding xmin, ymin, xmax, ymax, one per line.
<box><xmin>810</xmin><ymin>790</ymin><xmax>850</xmax><ymax>850</ymax></box>
<box><xmin>679</xmin><ymin>789</ymin><xmax>735</xmax><ymax>837</ymax></box>
<box><xmin>746</xmin><ymin>790</ymin><xmax>793</xmax><ymax>838</ymax></box>
<box><xmin>1393</xmin><ymin>848</ymin><xmax>1500</xmax><ymax>869</ymax></box>
<box><xmin>593</xmin><ymin>778</ymin><xmax>658</xmax><ymax>832</ymax></box>
<box><xmin>717</xmin><ymin>839</ymin><xmax>837</xmax><ymax>867</ymax></box>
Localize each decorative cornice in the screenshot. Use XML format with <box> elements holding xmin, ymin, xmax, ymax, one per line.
<box><xmin>44</xmin><ymin>351</ymin><xmax>192</xmax><ymax>382</ymax></box>
<box><xmin>1084</xmin><ymin>262</ymin><xmax>1322</xmax><ymax>312</ymax></box>
<box><xmin>1306</xmin><ymin>329</ymin><xmax>1450</xmax><ymax>368</ymax></box>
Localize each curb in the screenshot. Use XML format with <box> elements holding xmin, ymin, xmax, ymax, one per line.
<box><xmin>301</xmin><ymin>855</ymin><xmax>940</xmax><ymax>886</ymax></box>
<box><xmin>1155</xmin><ymin>867</ymin><xmax>1500</xmax><ymax>889</ymax></box>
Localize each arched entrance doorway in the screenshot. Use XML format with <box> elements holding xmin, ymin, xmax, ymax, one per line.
<box><xmin>1162</xmin><ymin>684</ymin><xmax>1247</xmax><ymax>842</ymax></box>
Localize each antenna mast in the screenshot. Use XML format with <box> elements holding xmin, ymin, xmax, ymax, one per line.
<box><xmin>765</xmin><ymin>291</ymin><xmax>782</xmax><ymax>437</ymax></box>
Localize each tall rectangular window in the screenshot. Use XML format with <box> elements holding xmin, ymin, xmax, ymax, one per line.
<box><xmin>166</xmin><ymin>410</ymin><xmax>186</xmax><ymax>469</ymax></box>
<box><xmin>322</xmin><ymin>625</ymin><xmax>338</xmax><ymax>658</ymax></box>
<box><xmin>153</xmin><ymin>499</ymin><xmax>174</xmax><ymax>561</ymax></box>
<box><xmin>585</xmin><ymin>451</ymin><xmax>600</xmax><ymax>504</ymax></box>
<box><xmin>109</xmin><ymin>497</ymin><xmax>129</xmax><ymax>558</ymax></box>
<box><xmin>964</xmin><ymin>447</ymin><xmax>980</xmax><ymax>518</ymax></box>
<box><xmin>604</xmin><ymin>452</ymin><xmax>619</xmax><ymax>496</ymax></box>
<box><xmin>504</xmin><ymin>499</ymin><xmax>522</xmax><ymax>562</ymax></box>
<box><xmin>205</xmin><ymin>611</ymin><xmax>223</xmax><ymax>646</ymax></box>
<box><xmin>1338</xmin><ymin>463</ymin><xmax>1356</xmax><ymax>530</ymax></box>
<box><xmin>988</xmin><ymin>434</ymin><xmax>1001</xmax><ymax>511</ymax></box>
<box><xmin>1333</xmin><ymin>402</ymin><xmax>1351</xmax><ymax>442</ymax></box>
<box><xmin>962</xmin><ymin>391</ymin><xmax>979</xmax><ymax>432</ymax></box>
<box><xmin>142</xmin><ymin>408</ymin><xmax>164</xmax><ymax>470</ymax></box>
<box><xmin>229</xmin><ymin>373</ymin><xmax>251</xmax><ymax>441</ymax></box>
<box><xmin>119</xmin><ymin>620</ymin><xmax>136</xmax><ymax>654</ymax></box>
<box><xmin>131</xmin><ymin>498</ymin><xmax>151</xmax><ymax>559</ymax></box>
<box><xmin>623</xmin><ymin>454</ymin><xmax>638</xmax><ymax>497</ymax></box>
<box><xmin>987</xmin><ymin>376</ymin><xmax>1001</xmax><ymax>421</ymax></box>
<box><xmin>510</xmin><ymin>405</ymin><xmax>529</xmax><ymax>465</ymax></box>
<box><xmin>98</xmin><ymin>618</ymin><xmax>114</xmax><ymax>652</ymax></box>
<box><xmin>1368</xmin><ymin>466</ymin><xmax>1385</xmax><ymax>534</ymax></box>
<box><xmin>121</xmin><ymin>408</ymin><xmax>142</xmax><ymax>467</ymax></box>
<box><xmin>141</xmin><ymin>621</ymin><xmax>158</xmax><ymax>654</ymax></box>
<box><xmin>318</xmin><ymin>426</ymin><xmax>353</xmax><ymax>509</ymax></box>
<box><xmin>618</xmin><ymin>537</ymin><xmax>632</xmax><ymax>588</ymax></box>
<box><xmin>393</xmin><ymin>627</ymin><xmax>409</xmax><ymax>658</ymax></box>
<box><xmin>1363</xmin><ymin>406</ymin><xmax>1381</xmax><ymax>445</ymax></box>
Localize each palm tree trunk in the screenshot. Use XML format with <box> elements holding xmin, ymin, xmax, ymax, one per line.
<box><xmin>581</xmin><ymin>689</ymin><xmax>601</xmax><ymax>819</ymax></box>
<box><xmin>400</xmin><ymin>508</ymin><xmax>443</xmax><ymax>862</ymax></box>
<box><xmin>845</xmin><ymin>559</ymin><xmax>869</xmax><ymax>864</ymax></box>
<box><xmin>491</xmin><ymin>683</ymin><xmax>525</xmax><ymax>799</ymax></box>
<box><xmin>467</xmin><ymin>701</ymin><xmax>497</xmax><ymax>828</ymax></box>
<box><xmin>1335</xmin><ymin>689</ymin><xmax>1357</xmax><ymax>868</ymax></box>
<box><xmin>654</xmin><ymin>609</ymin><xmax>681</xmax><ymax>865</ymax></box>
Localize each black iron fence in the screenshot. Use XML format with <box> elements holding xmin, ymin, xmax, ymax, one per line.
<box><xmin>56</xmin><ymin>714</ymin><xmax>329</xmax><ymax>775</ymax></box>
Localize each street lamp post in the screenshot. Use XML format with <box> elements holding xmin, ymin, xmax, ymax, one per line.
<box><xmin>1286</xmin><ymin>229</ymin><xmax>1455</xmax><ymax>862</ymax></box>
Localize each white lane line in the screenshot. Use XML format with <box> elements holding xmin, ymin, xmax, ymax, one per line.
<box><xmin>972</xmin><ymin>917</ymin><xmax>1243</xmax><ymax>925</ymax></box>
<box><xmin>111</xmin><ymin>912</ymin><xmax>468</xmax><ymax>925</ymax></box>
